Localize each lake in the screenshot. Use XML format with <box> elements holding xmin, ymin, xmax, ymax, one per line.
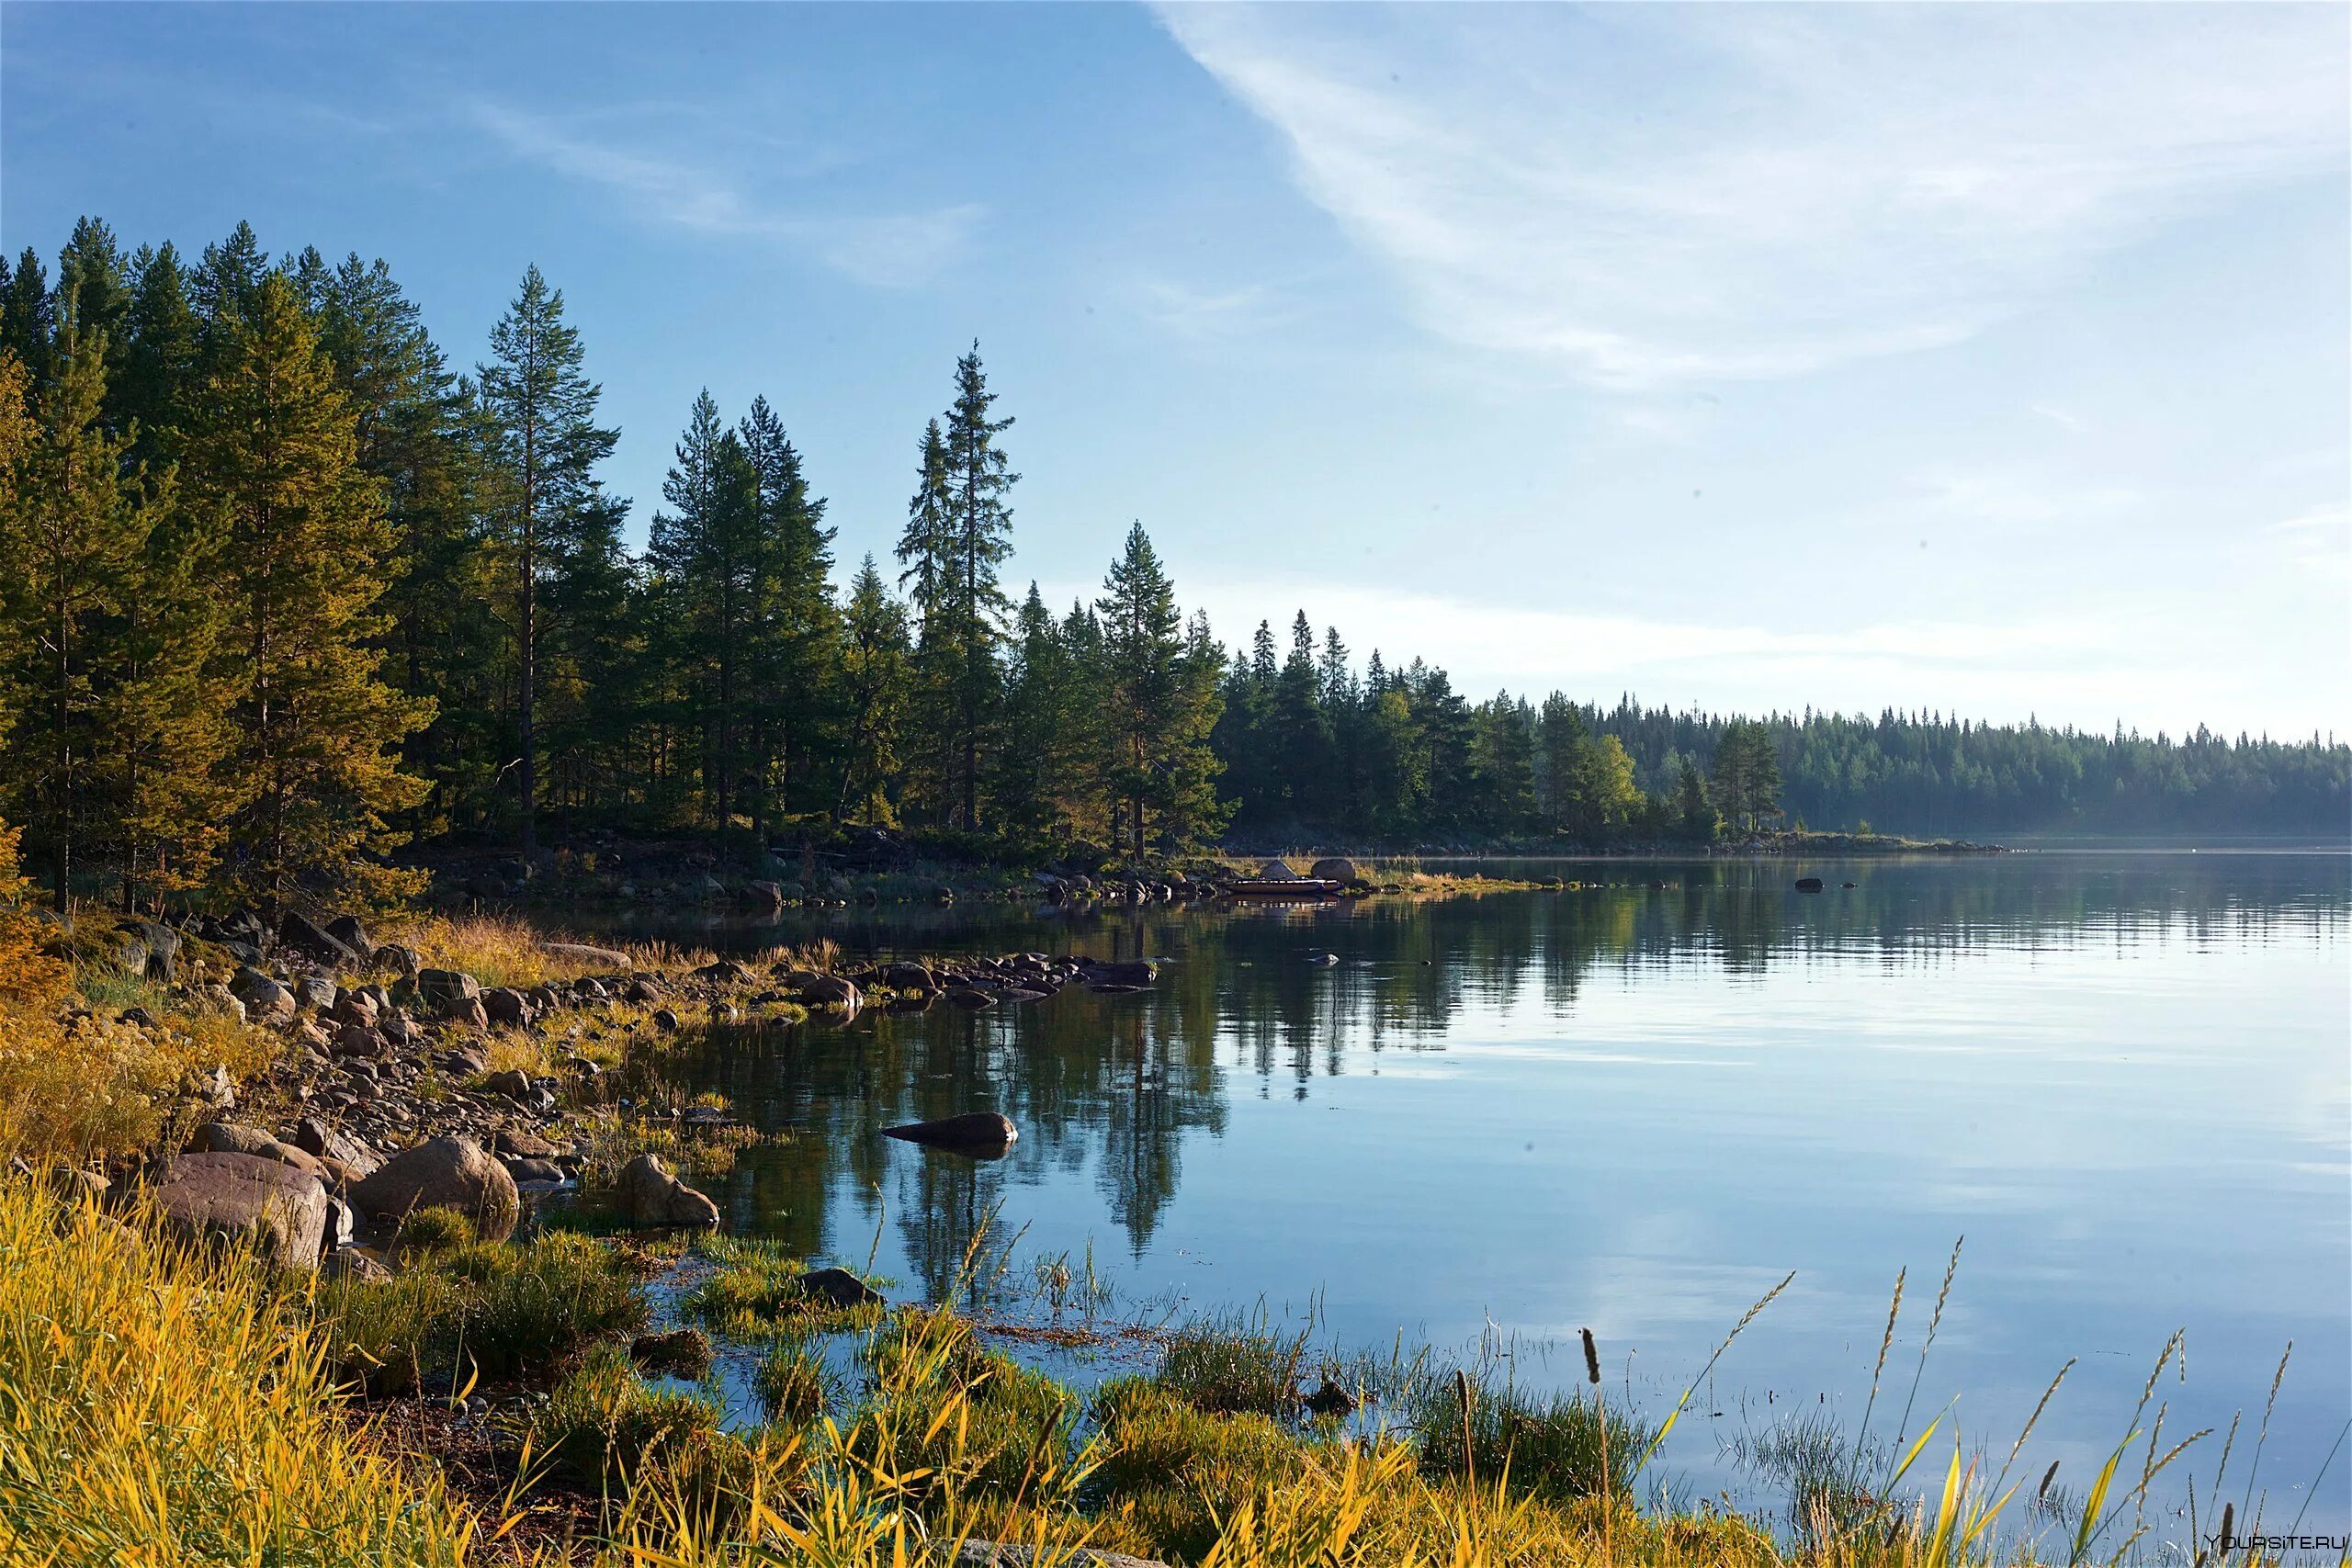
<box><xmin>596</xmin><ymin>852</ymin><xmax>2351</xmax><ymax>1539</ymax></box>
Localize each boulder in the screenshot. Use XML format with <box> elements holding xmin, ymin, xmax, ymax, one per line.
<box><xmin>1257</xmin><ymin>858</ymin><xmax>1301</xmax><ymax>880</ymax></box>
<box><xmin>799</xmin><ymin>1266</ymin><xmax>884</xmax><ymax>1310</ymax></box>
<box><xmin>541</xmin><ymin>942</ymin><xmax>632</xmax><ymax>966</ymax></box>
<box><xmin>114</xmin><ymin>919</ymin><xmax>182</xmax><ymax>983</ymax></box>
<box><xmin>324</xmin><ymin>914</ymin><xmax>372</xmax><ymax>958</ymax></box>
<box><xmin>1309</xmin><ymin>857</ymin><xmax>1360</xmax><ymax>884</ymax></box>
<box><xmin>879</xmin><ymin>961</ymin><xmax>936</xmax><ymax>991</ymax></box>
<box><xmin>481</xmin><ymin>987</ymin><xmax>532</xmax><ymax>1026</ymax></box>
<box><xmin>189</xmin><ymin>1121</ymin><xmax>280</xmax><ymax>1157</ymax></box>
<box><xmin>795</xmin><ymin>973</ymin><xmax>863</xmax><ymax>1009</ymax></box>
<box><xmin>298</xmin><ymin>1121</ymin><xmax>372</xmax><ymax>1163</ymax></box>
<box><xmin>883</xmin><ymin>1111</ymin><xmax>1018</xmax><ymax>1160</ymax></box>
<box><xmin>334</xmin><ymin>1023</ymin><xmax>386</xmax><ymax>1058</ymax></box>
<box><xmin>294</xmin><ymin>975</ymin><xmax>336</xmax><ymax>1012</ymax></box>
<box><xmin>616</xmin><ymin>1153</ymin><xmax>720</xmax><ymax>1229</ymax></box>
<box><xmin>1794</xmin><ymin>876</ymin><xmax>1825</xmax><ymax>893</ymax></box>
<box><xmin>503</xmin><ymin>1156</ymin><xmax>565</xmax><ymax>1185</ymax></box>
<box><xmin>650</xmin><ymin>1008</ymin><xmax>681</xmax><ymax>1032</ymax></box>
<box><xmin>331</xmin><ymin>989</ymin><xmax>379</xmax><ymax>1029</ymax></box>
<box><xmin>415</xmin><ymin>968</ymin><xmax>481</xmax><ymax>1011</ymax></box>
<box><xmin>446</xmin><ymin>997</ymin><xmax>490</xmax><ymax>1032</ymax></box>
<box><xmin>278</xmin><ymin>909</ymin><xmax>359</xmax><ymax>968</ymax></box>
<box><xmin>481</xmin><ymin>1068</ymin><xmax>536</xmax><ymax>1102</ymax></box>
<box><xmin>153</xmin><ymin>1152</ymin><xmax>330</xmax><ymax>1269</ymax></box>
<box><xmin>1080</xmin><ymin>958</ymin><xmax>1157</xmax><ymax>987</ymax></box>
<box><xmin>374</xmin><ymin>943</ymin><xmax>423</xmax><ymax>979</ymax></box>
<box><xmin>350</xmin><ymin>1136</ymin><xmax>520</xmax><ymax>1242</ymax></box>
<box><xmin>493</xmin><ymin>1126</ymin><xmax>562</xmax><ymax>1160</ymax></box>
<box><xmin>230</xmin><ymin>967</ymin><xmax>296</xmax><ymax>1022</ymax></box>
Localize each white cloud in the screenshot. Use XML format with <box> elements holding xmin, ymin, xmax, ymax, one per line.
<box><xmin>470</xmin><ymin>99</ymin><xmax>980</xmax><ymax>287</ymax></box>
<box><xmin>1125</xmin><ymin>275</ymin><xmax>1289</xmax><ymax>342</ymax></box>
<box><xmin>1157</xmin><ymin>4</ymin><xmax>2347</xmax><ymax>388</ymax></box>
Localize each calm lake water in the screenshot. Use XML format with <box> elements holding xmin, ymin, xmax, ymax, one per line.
<box><xmin>596</xmin><ymin>852</ymin><xmax>2352</xmax><ymax>1538</ymax></box>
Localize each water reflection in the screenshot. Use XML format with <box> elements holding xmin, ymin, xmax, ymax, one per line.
<box><xmin>605</xmin><ymin>852</ymin><xmax>2350</xmax><ymax>1526</ymax></box>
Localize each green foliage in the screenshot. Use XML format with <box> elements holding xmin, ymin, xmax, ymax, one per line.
<box><xmin>313</xmin><ymin>1229</ymin><xmax>648</xmax><ymax>1393</ymax></box>
<box><xmin>0</xmin><ymin>211</ymin><xmax>2342</xmax><ymax>911</ymax></box>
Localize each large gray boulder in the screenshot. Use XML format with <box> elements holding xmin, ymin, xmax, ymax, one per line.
<box><xmin>350</xmin><ymin>1135</ymin><xmax>520</xmax><ymax>1241</ymax></box>
<box><xmin>114</xmin><ymin>919</ymin><xmax>182</xmax><ymax>983</ymax></box>
<box><xmin>1309</xmin><ymin>857</ymin><xmax>1360</xmax><ymax>883</ymax></box>
<box><xmin>616</xmin><ymin>1153</ymin><xmax>720</xmax><ymax>1229</ymax></box>
<box><xmin>153</xmin><ymin>1152</ymin><xmax>330</xmax><ymax>1269</ymax></box>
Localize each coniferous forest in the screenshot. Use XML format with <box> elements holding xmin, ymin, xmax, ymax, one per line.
<box><xmin>1</xmin><ymin>219</ymin><xmax>2345</xmax><ymax>914</ymax></box>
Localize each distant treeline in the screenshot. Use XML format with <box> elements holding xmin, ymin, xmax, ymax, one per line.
<box><xmin>0</xmin><ymin>218</ymin><xmax>2342</xmax><ymax>915</ymax></box>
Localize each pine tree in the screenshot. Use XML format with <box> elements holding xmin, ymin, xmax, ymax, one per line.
<box><xmin>0</xmin><ymin>299</ymin><xmax>164</xmax><ymax>913</ymax></box>
<box><xmin>895</xmin><ymin>417</ymin><xmax>956</xmax><ymax>822</ymax></box>
<box><xmin>1271</xmin><ymin>610</ymin><xmax>1330</xmax><ymax>821</ymax></box>
<box><xmin>1093</xmin><ymin>525</ymin><xmax>1226</xmax><ymax>856</ymax></box>
<box><xmin>995</xmin><ymin>582</ymin><xmax>1077</xmax><ymax>838</ymax></box>
<box><xmin>191</xmin><ymin>273</ymin><xmax>429</xmax><ymax>912</ymax></box>
<box><xmin>938</xmin><ymin>344</ymin><xmax>1016</xmax><ymax>829</ymax></box>
<box><xmin>116</xmin><ymin>243</ymin><xmax>199</xmax><ymax>472</ymax></box>
<box><xmin>835</xmin><ymin>555</ymin><xmax>910</xmax><ymax>824</ymax></box>
<box><xmin>305</xmin><ymin>250</ymin><xmax>488</xmax><ymax>834</ymax></box>
<box><xmin>0</xmin><ymin>249</ymin><xmax>54</xmax><ymax>389</ymax></box>
<box><xmin>738</xmin><ymin>395</ymin><xmax>838</xmax><ymax>826</ymax></box>
<box><xmin>478</xmin><ymin>265</ymin><xmax>620</xmax><ymax>857</ymax></box>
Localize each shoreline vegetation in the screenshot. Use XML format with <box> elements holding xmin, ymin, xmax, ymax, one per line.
<box><xmin>1</xmin><ymin>862</ymin><xmax>2328</xmax><ymax>1565</ymax></box>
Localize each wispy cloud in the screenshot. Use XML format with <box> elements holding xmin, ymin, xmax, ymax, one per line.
<box><xmin>1157</xmin><ymin>5</ymin><xmax>2347</xmax><ymax>388</ymax></box>
<box><xmin>1125</xmin><ymin>275</ymin><xmax>1289</xmax><ymax>342</ymax></box>
<box><xmin>2266</xmin><ymin>502</ymin><xmax>2351</xmax><ymax>580</ymax></box>
<box><xmin>469</xmin><ymin>99</ymin><xmax>980</xmax><ymax>288</ymax></box>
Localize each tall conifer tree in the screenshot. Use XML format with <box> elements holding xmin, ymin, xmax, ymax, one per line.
<box><xmin>192</xmin><ymin>274</ymin><xmax>429</xmax><ymax>911</ymax></box>
<box><xmin>478</xmin><ymin>265</ymin><xmax>620</xmax><ymax>857</ymax></box>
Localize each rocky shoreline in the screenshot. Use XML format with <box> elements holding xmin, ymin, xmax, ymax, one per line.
<box><xmin>52</xmin><ymin>903</ymin><xmax>1178</xmax><ymax>1283</ymax></box>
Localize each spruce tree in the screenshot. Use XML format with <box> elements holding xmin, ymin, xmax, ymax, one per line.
<box><xmin>0</xmin><ymin>250</ymin><xmax>53</xmax><ymax>389</ymax></box>
<box><xmin>1096</xmin><ymin>523</ymin><xmax>1224</xmax><ymax>856</ymax></box>
<box><xmin>478</xmin><ymin>265</ymin><xmax>621</xmax><ymax>857</ymax></box>
<box><xmin>0</xmin><ymin>301</ymin><xmax>164</xmax><ymax>914</ymax></box>
<box><xmin>895</xmin><ymin>417</ymin><xmax>956</xmax><ymax>821</ymax></box>
<box><xmin>995</xmin><ymin>582</ymin><xmax>1076</xmax><ymax>838</ymax></box>
<box><xmin>938</xmin><ymin>344</ymin><xmax>1016</xmax><ymax>829</ymax></box>
<box><xmin>738</xmin><ymin>395</ymin><xmax>838</xmax><ymax>827</ymax></box>
<box><xmin>192</xmin><ymin>273</ymin><xmax>429</xmax><ymax>912</ymax></box>
<box><xmin>835</xmin><ymin>555</ymin><xmax>910</xmax><ymax>825</ymax></box>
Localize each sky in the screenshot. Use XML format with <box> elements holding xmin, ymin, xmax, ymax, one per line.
<box><xmin>3</xmin><ymin>2</ymin><xmax>2346</xmax><ymax>740</ymax></box>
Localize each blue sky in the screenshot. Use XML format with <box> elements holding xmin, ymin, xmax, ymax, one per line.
<box><xmin>4</xmin><ymin>3</ymin><xmax>2346</xmax><ymax>738</ymax></box>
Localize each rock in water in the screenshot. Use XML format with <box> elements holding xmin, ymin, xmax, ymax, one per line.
<box><xmin>616</xmin><ymin>1153</ymin><xmax>721</xmax><ymax>1228</ymax></box>
<box><xmin>153</xmin><ymin>1152</ymin><xmax>331</xmax><ymax>1269</ymax></box>
<box><xmin>1794</xmin><ymin>876</ymin><xmax>1825</xmax><ymax>892</ymax></box>
<box><xmin>350</xmin><ymin>1135</ymin><xmax>521</xmax><ymax>1242</ymax></box>
<box><xmin>883</xmin><ymin>1111</ymin><xmax>1017</xmax><ymax>1159</ymax></box>
<box><xmin>799</xmin><ymin>1267</ymin><xmax>884</xmax><ymax>1309</ymax></box>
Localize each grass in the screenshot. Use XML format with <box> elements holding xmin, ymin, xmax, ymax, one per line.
<box><xmin>313</xmin><ymin>1225</ymin><xmax>650</xmax><ymax>1394</ymax></box>
<box><xmin>677</xmin><ymin>1235</ymin><xmax>885</xmax><ymax>1337</ymax></box>
<box><xmin>0</xmin><ymin>1179</ymin><xmax>484</xmax><ymax>1565</ymax></box>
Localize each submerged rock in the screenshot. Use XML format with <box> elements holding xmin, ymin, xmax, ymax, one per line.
<box><xmin>799</xmin><ymin>1266</ymin><xmax>884</xmax><ymax>1309</ymax></box>
<box><xmin>1794</xmin><ymin>876</ymin><xmax>1825</xmax><ymax>892</ymax></box>
<box><xmin>883</xmin><ymin>1111</ymin><xmax>1017</xmax><ymax>1159</ymax></box>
